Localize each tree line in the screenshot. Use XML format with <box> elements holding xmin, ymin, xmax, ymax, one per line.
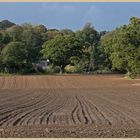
<box><xmin>0</xmin><ymin>17</ymin><xmax>140</xmax><ymax>78</ymax></box>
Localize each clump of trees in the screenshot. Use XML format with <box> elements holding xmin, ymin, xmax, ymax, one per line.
<box><xmin>100</xmin><ymin>17</ymin><xmax>140</xmax><ymax>78</ymax></box>
<box><xmin>0</xmin><ymin>17</ymin><xmax>140</xmax><ymax>78</ymax></box>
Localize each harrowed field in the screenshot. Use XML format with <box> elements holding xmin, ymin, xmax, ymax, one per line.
<box><xmin>0</xmin><ymin>75</ymin><xmax>140</xmax><ymax>137</ymax></box>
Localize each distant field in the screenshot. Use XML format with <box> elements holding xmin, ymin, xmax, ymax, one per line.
<box><xmin>0</xmin><ymin>75</ymin><xmax>140</xmax><ymax>137</ymax></box>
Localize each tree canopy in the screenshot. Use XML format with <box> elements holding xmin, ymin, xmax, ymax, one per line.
<box><xmin>41</xmin><ymin>35</ymin><xmax>83</xmax><ymax>71</ymax></box>
<box><xmin>0</xmin><ymin>18</ymin><xmax>140</xmax><ymax>78</ymax></box>
<box><xmin>100</xmin><ymin>17</ymin><xmax>140</xmax><ymax>77</ymax></box>
<box><xmin>1</xmin><ymin>41</ymin><xmax>27</xmax><ymax>73</ymax></box>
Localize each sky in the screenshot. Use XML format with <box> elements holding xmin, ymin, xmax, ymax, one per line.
<box><xmin>0</xmin><ymin>2</ymin><xmax>140</xmax><ymax>31</ymax></box>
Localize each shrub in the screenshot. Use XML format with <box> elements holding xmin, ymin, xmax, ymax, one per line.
<box><xmin>45</xmin><ymin>65</ymin><xmax>60</xmax><ymax>74</ymax></box>
<box><xmin>64</xmin><ymin>65</ymin><xmax>78</xmax><ymax>73</ymax></box>
<box><xmin>21</xmin><ymin>64</ymin><xmax>36</xmax><ymax>74</ymax></box>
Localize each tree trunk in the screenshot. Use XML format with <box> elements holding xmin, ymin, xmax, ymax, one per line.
<box><xmin>60</xmin><ymin>65</ymin><xmax>65</xmax><ymax>74</ymax></box>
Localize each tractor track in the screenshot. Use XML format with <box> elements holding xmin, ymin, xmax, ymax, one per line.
<box><xmin>0</xmin><ymin>75</ymin><xmax>140</xmax><ymax>137</ymax></box>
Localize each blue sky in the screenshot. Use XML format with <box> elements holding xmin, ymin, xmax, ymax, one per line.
<box><xmin>0</xmin><ymin>2</ymin><xmax>140</xmax><ymax>31</ymax></box>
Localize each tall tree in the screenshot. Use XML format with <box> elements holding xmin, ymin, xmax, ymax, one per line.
<box><xmin>60</xmin><ymin>29</ymin><xmax>74</xmax><ymax>35</ymax></box>
<box><xmin>101</xmin><ymin>17</ymin><xmax>140</xmax><ymax>77</ymax></box>
<box><xmin>21</xmin><ymin>25</ymin><xmax>43</xmax><ymax>63</ymax></box>
<box><xmin>41</xmin><ymin>35</ymin><xmax>82</xmax><ymax>72</ymax></box>
<box><xmin>76</xmin><ymin>23</ymin><xmax>100</xmax><ymax>72</ymax></box>
<box><xmin>1</xmin><ymin>42</ymin><xmax>27</xmax><ymax>73</ymax></box>
<box><xmin>7</xmin><ymin>25</ymin><xmax>23</xmax><ymax>42</ymax></box>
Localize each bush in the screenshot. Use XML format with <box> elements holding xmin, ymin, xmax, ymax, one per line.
<box><xmin>45</xmin><ymin>65</ymin><xmax>60</xmax><ymax>74</ymax></box>
<box><xmin>93</xmin><ymin>67</ymin><xmax>112</xmax><ymax>74</ymax></box>
<box><xmin>21</xmin><ymin>65</ymin><xmax>36</xmax><ymax>74</ymax></box>
<box><xmin>64</xmin><ymin>65</ymin><xmax>78</xmax><ymax>73</ymax></box>
<box><xmin>126</xmin><ymin>71</ymin><xmax>138</xmax><ymax>79</ymax></box>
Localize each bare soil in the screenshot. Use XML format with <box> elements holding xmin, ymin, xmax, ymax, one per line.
<box><xmin>0</xmin><ymin>74</ymin><xmax>140</xmax><ymax>137</ymax></box>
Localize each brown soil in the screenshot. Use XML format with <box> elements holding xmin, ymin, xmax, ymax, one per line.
<box><xmin>0</xmin><ymin>74</ymin><xmax>140</xmax><ymax>137</ymax></box>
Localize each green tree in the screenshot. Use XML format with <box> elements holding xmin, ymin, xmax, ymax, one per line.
<box><xmin>21</xmin><ymin>25</ymin><xmax>43</xmax><ymax>63</ymax></box>
<box><xmin>60</xmin><ymin>29</ymin><xmax>74</xmax><ymax>35</ymax></box>
<box><xmin>75</xmin><ymin>23</ymin><xmax>100</xmax><ymax>72</ymax></box>
<box><xmin>0</xmin><ymin>30</ymin><xmax>11</xmax><ymax>72</ymax></box>
<box><xmin>1</xmin><ymin>42</ymin><xmax>27</xmax><ymax>73</ymax></box>
<box><xmin>100</xmin><ymin>31</ymin><xmax>116</xmax><ymax>70</ymax></box>
<box><xmin>44</xmin><ymin>29</ymin><xmax>62</xmax><ymax>41</ymax></box>
<box><xmin>41</xmin><ymin>35</ymin><xmax>82</xmax><ymax>72</ymax></box>
<box><xmin>7</xmin><ymin>25</ymin><xmax>23</xmax><ymax>42</ymax></box>
<box><xmin>101</xmin><ymin>17</ymin><xmax>140</xmax><ymax>78</ymax></box>
<box><xmin>34</xmin><ymin>24</ymin><xmax>48</xmax><ymax>43</ymax></box>
<box><xmin>34</xmin><ymin>24</ymin><xmax>47</xmax><ymax>33</ymax></box>
<box><xmin>0</xmin><ymin>30</ymin><xmax>11</xmax><ymax>45</ymax></box>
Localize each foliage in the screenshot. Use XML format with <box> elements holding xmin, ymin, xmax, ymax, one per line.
<box><xmin>45</xmin><ymin>65</ymin><xmax>60</xmax><ymax>74</ymax></box>
<box><xmin>7</xmin><ymin>25</ymin><xmax>23</xmax><ymax>42</ymax></box>
<box><xmin>21</xmin><ymin>25</ymin><xmax>43</xmax><ymax>63</ymax></box>
<box><xmin>1</xmin><ymin>42</ymin><xmax>27</xmax><ymax>73</ymax></box>
<box><xmin>75</xmin><ymin>23</ymin><xmax>101</xmax><ymax>72</ymax></box>
<box><xmin>0</xmin><ymin>18</ymin><xmax>140</xmax><ymax>78</ymax></box>
<box><xmin>41</xmin><ymin>35</ymin><xmax>83</xmax><ymax>71</ymax></box>
<box><xmin>64</xmin><ymin>65</ymin><xmax>78</xmax><ymax>73</ymax></box>
<box><xmin>44</xmin><ymin>29</ymin><xmax>62</xmax><ymax>40</ymax></box>
<box><xmin>60</xmin><ymin>29</ymin><xmax>74</xmax><ymax>35</ymax></box>
<box><xmin>100</xmin><ymin>17</ymin><xmax>140</xmax><ymax>78</ymax></box>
